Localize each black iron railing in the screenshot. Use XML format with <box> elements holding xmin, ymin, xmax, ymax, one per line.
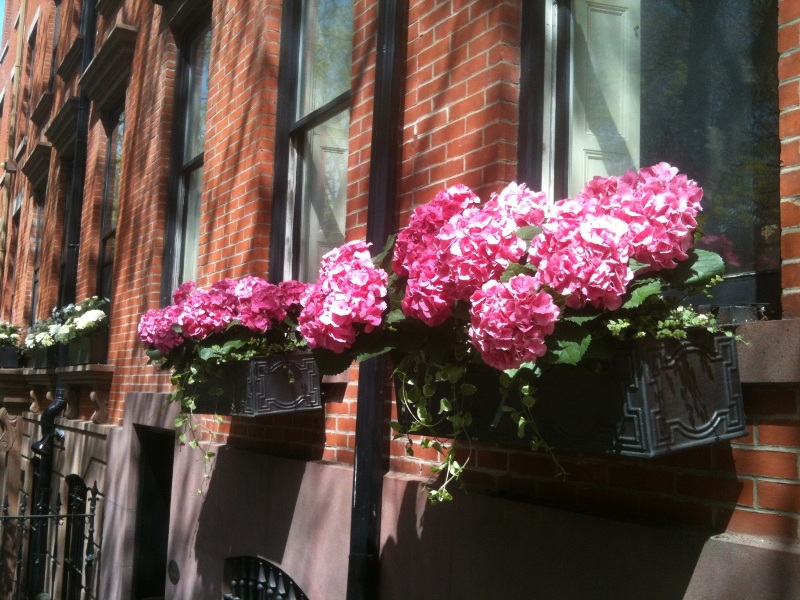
<box><xmin>0</xmin><ymin>483</ymin><xmax>99</xmax><ymax>600</ymax></box>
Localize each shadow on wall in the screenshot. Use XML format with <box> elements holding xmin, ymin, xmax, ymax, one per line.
<box><xmin>379</xmin><ymin>475</ymin><xmax>711</xmax><ymax>600</ymax></box>
<box><xmin>190</xmin><ymin>448</ymin><xmax>352</xmax><ymax>600</ymax></box>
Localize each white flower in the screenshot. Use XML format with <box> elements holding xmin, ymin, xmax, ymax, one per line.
<box><xmin>34</xmin><ymin>332</ymin><xmax>54</xmax><ymax>347</ymax></box>
<box><xmin>54</xmin><ymin>324</ymin><xmax>75</xmax><ymax>344</ymax></box>
<box><xmin>75</xmin><ymin>309</ymin><xmax>106</xmax><ymax>331</ymax></box>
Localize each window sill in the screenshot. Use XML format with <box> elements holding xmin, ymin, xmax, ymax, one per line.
<box><xmin>736</xmin><ymin>319</ymin><xmax>800</xmax><ymax>385</ymax></box>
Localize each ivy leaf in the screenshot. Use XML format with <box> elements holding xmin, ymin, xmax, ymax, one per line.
<box><xmin>622</xmin><ymin>279</ymin><xmax>662</xmax><ymax>309</ymax></box>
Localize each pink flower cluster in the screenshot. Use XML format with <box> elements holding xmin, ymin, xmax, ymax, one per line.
<box><xmin>530</xmin><ymin>163</ymin><xmax>703</xmax><ymax>310</ymax></box>
<box><xmin>469</xmin><ymin>275</ymin><xmax>560</xmax><ymax>370</ymax></box>
<box><xmin>299</xmin><ymin>241</ymin><xmax>388</xmax><ymax>353</ymax></box>
<box><xmin>399</xmin><ymin>182</ymin><xmax>543</xmax><ymax>327</ymax></box>
<box><xmin>137</xmin><ymin>276</ymin><xmax>309</xmax><ymax>355</ymax></box>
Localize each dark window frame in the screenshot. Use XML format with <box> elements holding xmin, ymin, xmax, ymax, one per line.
<box><xmin>96</xmin><ymin>109</ymin><xmax>124</xmax><ymax>301</ymax></box>
<box><xmin>518</xmin><ymin>0</ymin><xmax>781</xmax><ymax>309</ymax></box>
<box><xmin>161</xmin><ymin>9</ymin><xmax>212</xmax><ymax>306</ymax></box>
<box><xmin>269</xmin><ymin>0</ymin><xmax>352</xmax><ymax>283</ymax></box>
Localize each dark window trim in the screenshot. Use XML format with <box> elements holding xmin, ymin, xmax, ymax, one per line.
<box><xmin>160</xmin><ymin>14</ymin><xmax>211</xmax><ymax>306</ymax></box>
<box><xmin>269</xmin><ymin>0</ymin><xmax>353</xmax><ymax>282</ymax></box>
<box><xmin>517</xmin><ymin>1</ymin><xmax>545</xmax><ymax>190</ymax></box>
<box><xmin>96</xmin><ymin>113</ymin><xmax>123</xmax><ymax>298</ymax></box>
<box><xmin>269</xmin><ymin>0</ymin><xmax>303</xmax><ymax>283</ymax></box>
<box><xmin>518</xmin><ymin>0</ymin><xmax>780</xmax><ymax>308</ymax></box>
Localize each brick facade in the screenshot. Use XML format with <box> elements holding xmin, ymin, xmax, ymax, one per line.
<box><xmin>0</xmin><ymin>0</ymin><xmax>796</xmax><ymax>597</ymax></box>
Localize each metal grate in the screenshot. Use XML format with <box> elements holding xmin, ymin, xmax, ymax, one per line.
<box><xmin>223</xmin><ymin>556</ymin><xmax>309</xmax><ymax>600</ymax></box>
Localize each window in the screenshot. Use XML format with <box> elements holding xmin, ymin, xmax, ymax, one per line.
<box><xmin>29</xmin><ymin>199</ymin><xmax>43</xmax><ymax>325</ymax></box>
<box><xmin>97</xmin><ymin>112</ymin><xmax>124</xmax><ymax>301</ymax></box>
<box><xmin>271</xmin><ymin>0</ymin><xmax>353</xmax><ymax>282</ymax></box>
<box><xmin>61</xmin><ymin>476</ymin><xmax>87</xmax><ymax>600</ymax></box>
<box><xmin>524</xmin><ymin>0</ymin><xmax>780</xmax><ymax>304</ymax></box>
<box><xmin>162</xmin><ymin>21</ymin><xmax>211</xmax><ymax>304</ymax></box>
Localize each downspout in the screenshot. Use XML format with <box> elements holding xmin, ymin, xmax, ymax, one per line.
<box><xmin>346</xmin><ymin>0</ymin><xmax>407</xmax><ymax>598</ymax></box>
<box><xmin>0</xmin><ymin>0</ymin><xmax>29</xmax><ymax>312</ymax></box>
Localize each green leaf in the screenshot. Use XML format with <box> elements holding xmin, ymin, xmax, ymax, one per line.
<box><xmin>385</xmin><ymin>309</ymin><xmax>407</xmax><ymax>324</ymax></box>
<box><xmin>548</xmin><ymin>321</ymin><xmax>591</xmax><ymax>365</ymax></box>
<box><xmin>145</xmin><ymin>348</ymin><xmax>164</xmax><ymax>363</ymax></box>
<box><xmin>663</xmin><ymin>248</ymin><xmax>725</xmax><ymax>288</ymax></box>
<box><xmin>198</xmin><ymin>346</ymin><xmax>217</xmax><ymax>361</ymax></box>
<box><xmin>460</xmin><ymin>383</ymin><xmax>477</xmax><ymax>396</ymax></box>
<box><xmin>439</xmin><ymin>397</ymin><xmax>452</xmax><ymax>413</ymax></box>
<box><xmin>443</xmin><ymin>364</ymin><xmax>465</xmax><ymax>383</ymax></box>
<box><xmin>372</xmin><ymin>233</ymin><xmax>398</xmax><ymax>269</ymax></box>
<box><xmin>516</xmin><ymin>225</ymin><xmax>542</xmax><ymax>241</ymax></box>
<box><xmin>311</xmin><ymin>347</ymin><xmax>353</xmax><ymax>376</ymax></box>
<box><xmin>499</xmin><ymin>262</ymin><xmax>537</xmax><ymax>282</ymax></box>
<box><xmin>221</xmin><ymin>339</ymin><xmax>246</xmax><ymax>353</ymax></box>
<box><xmin>622</xmin><ymin>279</ymin><xmax>662</xmax><ymax>309</ymax></box>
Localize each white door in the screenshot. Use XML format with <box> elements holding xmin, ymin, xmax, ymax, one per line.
<box><xmin>569</xmin><ymin>0</ymin><xmax>641</xmax><ymax>195</ymax></box>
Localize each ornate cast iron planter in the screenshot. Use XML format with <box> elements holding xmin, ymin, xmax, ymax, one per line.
<box><xmin>191</xmin><ymin>353</ymin><xmax>322</xmax><ymax>417</ymax></box>
<box><xmin>67</xmin><ymin>331</ymin><xmax>109</xmax><ymax>365</ymax></box>
<box><xmin>0</xmin><ymin>347</ymin><xmax>19</xmax><ymax>368</ymax></box>
<box><xmin>397</xmin><ymin>332</ymin><xmax>746</xmax><ymax>457</ymax></box>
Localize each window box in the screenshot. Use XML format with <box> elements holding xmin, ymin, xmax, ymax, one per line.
<box><xmin>67</xmin><ymin>331</ymin><xmax>108</xmax><ymax>366</ymax></box>
<box><xmin>190</xmin><ymin>353</ymin><xmax>322</xmax><ymax>417</ymax></box>
<box><xmin>396</xmin><ymin>332</ymin><xmax>746</xmax><ymax>457</ymax></box>
<box><xmin>0</xmin><ymin>347</ymin><xmax>19</xmax><ymax>368</ymax></box>
<box><xmin>28</xmin><ymin>346</ymin><xmax>58</xmax><ymax>370</ymax></box>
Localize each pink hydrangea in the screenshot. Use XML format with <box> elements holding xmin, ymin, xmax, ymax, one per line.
<box><xmin>530</xmin><ymin>203</ymin><xmax>634</xmax><ymax>311</ymax></box>
<box><xmin>176</xmin><ymin>282</ymin><xmax>238</xmax><ymax>340</ymax></box>
<box><xmin>392</xmin><ymin>184</ymin><xmax>479</xmax><ymax>277</ymax></box>
<box><xmin>137</xmin><ymin>304</ymin><xmax>184</xmax><ymax>355</ymax></box>
<box><xmin>468</xmin><ymin>275</ymin><xmax>560</xmax><ymax>370</ymax></box>
<box><xmin>485</xmin><ymin>182</ymin><xmax>549</xmax><ymax>228</ymax></box>
<box><xmin>401</xmin><ymin>195</ymin><xmax>527</xmax><ymax>326</ymax></box>
<box><xmin>299</xmin><ymin>241</ymin><xmax>388</xmax><ymax>353</ymax></box>
<box><xmin>233</xmin><ymin>276</ymin><xmax>287</xmax><ymax>332</ymax></box>
<box><xmin>278</xmin><ymin>280</ymin><xmax>311</xmax><ymax>312</ymax></box>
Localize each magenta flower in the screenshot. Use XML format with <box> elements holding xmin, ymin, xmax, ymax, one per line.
<box><xmin>392</xmin><ymin>184</ymin><xmax>479</xmax><ymax>278</ymax></box>
<box><xmin>468</xmin><ymin>275</ymin><xmax>559</xmax><ymax>370</ymax></box>
<box><xmin>299</xmin><ymin>241</ymin><xmax>388</xmax><ymax>353</ymax></box>
<box><xmin>233</xmin><ymin>276</ymin><xmax>287</xmax><ymax>332</ymax></box>
<box><xmin>137</xmin><ymin>305</ymin><xmax>184</xmax><ymax>355</ymax></box>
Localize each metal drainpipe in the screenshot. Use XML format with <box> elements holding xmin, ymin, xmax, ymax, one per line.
<box><xmin>346</xmin><ymin>0</ymin><xmax>407</xmax><ymax>598</ymax></box>
<box><xmin>0</xmin><ymin>0</ymin><xmax>29</xmax><ymax>311</ymax></box>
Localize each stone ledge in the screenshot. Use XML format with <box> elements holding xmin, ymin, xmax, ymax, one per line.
<box><xmin>736</xmin><ymin>319</ymin><xmax>800</xmax><ymax>384</ymax></box>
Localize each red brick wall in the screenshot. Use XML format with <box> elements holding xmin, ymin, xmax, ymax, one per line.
<box><xmin>0</xmin><ymin>0</ymin><xmax>797</xmax><ymax>549</ymax></box>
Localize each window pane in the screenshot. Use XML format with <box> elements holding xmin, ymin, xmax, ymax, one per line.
<box><xmin>184</xmin><ymin>27</ymin><xmax>211</xmax><ymax>162</ymax></box>
<box><xmin>297</xmin><ymin>0</ymin><xmax>353</xmax><ymax>118</ymax></box>
<box><xmin>569</xmin><ymin>0</ymin><xmax>779</xmax><ymax>276</ymax></box>
<box><xmin>103</xmin><ymin>113</ymin><xmax>124</xmax><ymax>237</ymax></box>
<box><xmin>298</xmin><ymin>108</ymin><xmax>349</xmax><ymax>281</ymax></box>
<box><xmin>181</xmin><ymin>166</ymin><xmax>204</xmax><ymax>283</ymax></box>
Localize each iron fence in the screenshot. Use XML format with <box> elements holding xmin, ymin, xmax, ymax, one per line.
<box><xmin>0</xmin><ymin>483</ymin><xmax>99</xmax><ymax>600</ymax></box>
